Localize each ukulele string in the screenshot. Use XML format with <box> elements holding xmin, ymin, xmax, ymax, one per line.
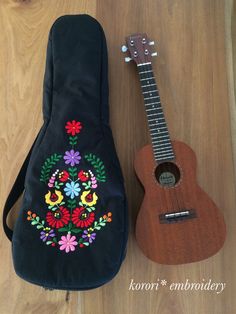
<box><xmin>141</xmin><ymin>63</ymin><xmax>184</xmax><ymax>212</ymax></box>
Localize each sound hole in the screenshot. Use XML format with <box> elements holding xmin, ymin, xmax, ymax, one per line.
<box><xmin>155</xmin><ymin>162</ymin><xmax>181</xmax><ymax>187</ymax></box>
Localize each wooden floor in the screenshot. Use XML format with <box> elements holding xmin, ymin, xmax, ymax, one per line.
<box><xmin>0</xmin><ymin>1</ymin><xmax>236</xmax><ymax>313</ymax></box>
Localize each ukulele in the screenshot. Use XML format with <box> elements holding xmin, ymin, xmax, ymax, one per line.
<box><xmin>123</xmin><ymin>33</ymin><xmax>226</xmax><ymax>264</ymax></box>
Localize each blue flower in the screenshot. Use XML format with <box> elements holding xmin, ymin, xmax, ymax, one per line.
<box><xmin>64</xmin><ymin>181</ymin><xmax>81</xmax><ymax>199</ymax></box>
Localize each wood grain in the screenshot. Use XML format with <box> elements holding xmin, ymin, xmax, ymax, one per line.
<box><xmin>134</xmin><ymin>141</ymin><xmax>226</xmax><ymax>265</ymax></box>
<box><xmin>0</xmin><ymin>0</ymin><xmax>235</xmax><ymax>313</ymax></box>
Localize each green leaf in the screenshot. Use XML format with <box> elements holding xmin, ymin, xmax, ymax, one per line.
<box><xmin>58</xmin><ymin>227</ymin><xmax>68</xmax><ymax>232</ymax></box>
<box><xmin>46</xmin><ymin>241</ymin><xmax>53</xmax><ymax>245</ymax></box>
<box><xmin>40</xmin><ymin>154</ymin><xmax>62</xmax><ymax>183</ymax></box>
<box><xmin>68</xmin><ymin>167</ymin><xmax>78</xmax><ymax>177</ymax></box>
<box><xmin>31</xmin><ymin>220</ymin><xmax>37</xmax><ymax>225</ymax></box>
<box><xmin>36</xmin><ymin>225</ymin><xmax>44</xmax><ymax>229</ymax></box>
<box><xmin>85</xmin><ymin>154</ymin><xmax>107</xmax><ymax>182</ymax></box>
<box><xmin>94</xmin><ymin>226</ymin><xmax>101</xmax><ymax>230</ymax></box>
<box><xmin>71</xmin><ymin>228</ymin><xmax>82</xmax><ymax>233</ymax></box>
<box><xmin>83</xmin><ymin>242</ymin><xmax>90</xmax><ymax>246</ymax></box>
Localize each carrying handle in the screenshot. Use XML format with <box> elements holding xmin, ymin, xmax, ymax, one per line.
<box><xmin>3</xmin><ymin>136</ymin><xmax>38</xmax><ymax>241</ymax></box>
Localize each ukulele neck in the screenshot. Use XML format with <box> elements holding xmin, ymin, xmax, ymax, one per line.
<box><xmin>138</xmin><ymin>62</ymin><xmax>175</xmax><ymax>163</ymax></box>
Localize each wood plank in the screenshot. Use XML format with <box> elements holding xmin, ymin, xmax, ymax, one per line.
<box><xmin>0</xmin><ymin>0</ymin><xmax>235</xmax><ymax>313</ymax></box>
<box><xmin>0</xmin><ymin>1</ymin><xmax>96</xmax><ymax>314</ymax></box>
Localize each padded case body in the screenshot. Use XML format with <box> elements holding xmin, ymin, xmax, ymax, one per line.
<box><xmin>3</xmin><ymin>15</ymin><xmax>128</xmax><ymax>290</ymax></box>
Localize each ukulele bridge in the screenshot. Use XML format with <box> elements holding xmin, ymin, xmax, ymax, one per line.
<box><xmin>159</xmin><ymin>209</ymin><xmax>197</xmax><ymax>224</ymax></box>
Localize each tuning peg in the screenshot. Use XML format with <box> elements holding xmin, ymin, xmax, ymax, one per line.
<box><xmin>125</xmin><ymin>57</ymin><xmax>132</xmax><ymax>63</ymax></box>
<box><xmin>151</xmin><ymin>52</ymin><xmax>158</xmax><ymax>57</ymax></box>
<box><xmin>149</xmin><ymin>41</ymin><xmax>155</xmax><ymax>46</ymax></box>
<box><xmin>121</xmin><ymin>45</ymin><xmax>128</xmax><ymax>52</ymax></box>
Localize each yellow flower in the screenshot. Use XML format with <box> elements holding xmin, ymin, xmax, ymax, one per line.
<box><xmin>81</xmin><ymin>190</ymin><xmax>98</xmax><ymax>206</ymax></box>
<box><xmin>45</xmin><ymin>190</ymin><xmax>63</xmax><ymax>206</ymax></box>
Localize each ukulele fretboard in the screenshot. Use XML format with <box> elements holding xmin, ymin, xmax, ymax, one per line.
<box><xmin>138</xmin><ymin>63</ymin><xmax>175</xmax><ymax>163</ymax></box>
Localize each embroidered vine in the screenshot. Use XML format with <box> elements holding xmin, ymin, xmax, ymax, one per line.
<box><xmin>27</xmin><ymin>120</ymin><xmax>111</xmax><ymax>253</ymax></box>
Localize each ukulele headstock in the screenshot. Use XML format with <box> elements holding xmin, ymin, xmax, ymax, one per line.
<box><xmin>121</xmin><ymin>33</ymin><xmax>157</xmax><ymax>65</ymax></box>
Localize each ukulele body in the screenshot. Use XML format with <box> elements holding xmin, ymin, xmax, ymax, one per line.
<box><xmin>134</xmin><ymin>140</ymin><xmax>226</xmax><ymax>265</ymax></box>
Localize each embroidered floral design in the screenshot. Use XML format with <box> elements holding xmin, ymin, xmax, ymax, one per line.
<box><xmin>46</xmin><ymin>207</ymin><xmax>70</xmax><ymax>229</ymax></box>
<box><xmin>72</xmin><ymin>207</ymin><xmax>95</xmax><ymax>228</ymax></box>
<box><xmin>27</xmin><ymin>120</ymin><xmax>111</xmax><ymax>253</ymax></box>
<box><xmin>59</xmin><ymin>170</ymin><xmax>69</xmax><ymax>182</ymax></box>
<box><xmin>81</xmin><ymin>190</ymin><xmax>98</xmax><ymax>206</ymax></box>
<box><xmin>59</xmin><ymin>234</ymin><xmax>78</xmax><ymax>253</ymax></box>
<box><xmin>78</xmin><ymin>170</ymin><xmax>89</xmax><ymax>182</ymax></box>
<box><xmin>64</xmin><ymin>181</ymin><xmax>81</xmax><ymax>199</ymax></box>
<box><xmin>65</xmin><ymin>120</ymin><xmax>82</xmax><ymax>136</ymax></box>
<box><xmin>82</xmin><ymin>230</ymin><xmax>96</xmax><ymax>244</ymax></box>
<box><xmin>45</xmin><ymin>190</ymin><xmax>64</xmax><ymax>206</ymax></box>
<box><xmin>40</xmin><ymin>229</ymin><xmax>56</xmax><ymax>242</ymax></box>
<box><xmin>64</xmin><ymin>150</ymin><xmax>81</xmax><ymax>166</ymax></box>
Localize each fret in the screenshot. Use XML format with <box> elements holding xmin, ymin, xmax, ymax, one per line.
<box><xmin>148</xmin><ymin>119</ymin><xmax>167</xmax><ymax>125</ymax></box>
<box><xmin>155</xmin><ymin>152</ymin><xmax>175</xmax><ymax>158</ymax></box>
<box><xmin>152</xmin><ymin>135</ymin><xmax>170</xmax><ymax>141</ymax></box>
<box><xmin>150</xmin><ymin>132</ymin><xmax>168</xmax><ymax>137</ymax></box>
<box><xmin>154</xmin><ymin>151</ymin><xmax>174</xmax><ymax>158</ymax></box>
<box><xmin>143</xmin><ymin>90</ymin><xmax>158</xmax><ymax>94</ymax></box>
<box><xmin>141</xmin><ymin>83</ymin><xmax>156</xmax><ymax>88</ymax></box>
<box><xmin>149</xmin><ymin>125</ymin><xmax>167</xmax><ymax>130</ymax></box>
<box><xmin>154</xmin><ymin>148</ymin><xmax>173</xmax><ymax>158</ymax></box>
<box><xmin>148</xmin><ymin>120</ymin><xmax>167</xmax><ymax>129</ymax></box>
<box><xmin>139</xmin><ymin>70</ymin><xmax>153</xmax><ymax>74</ymax></box>
<box><xmin>140</xmin><ymin>77</ymin><xmax>155</xmax><ymax>81</ymax></box>
<box><xmin>146</xmin><ymin>107</ymin><xmax>162</xmax><ymax>112</ymax></box>
<box><xmin>148</xmin><ymin>118</ymin><xmax>165</xmax><ymax>122</ymax></box>
<box><xmin>153</xmin><ymin>144</ymin><xmax>172</xmax><ymax>151</ymax></box>
<box><xmin>147</xmin><ymin>112</ymin><xmax>164</xmax><ymax>116</ymax></box>
<box><xmin>137</xmin><ymin>63</ymin><xmax>175</xmax><ymax>163</ymax></box>
<box><xmin>137</xmin><ymin>62</ymin><xmax>151</xmax><ymax>67</ymax></box>
<box><xmin>152</xmin><ymin>134</ymin><xmax>168</xmax><ymax>139</ymax></box>
<box><xmin>153</xmin><ymin>146</ymin><xmax>172</xmax><ymax>152</ymax></box>
<box><xmin>145</xmin><ymin>102</ymin><xmax>161</xmax><ymax>107</ymax></box>
<box><xmin>146</xmin><ymin>101</ymin><xmax>161</xmax><ymax>106</ymax></box>
<box><xmin>152</xmin><ymin>138</ymin><xmax>170</xmax><ymax>143</ymax></box>
<box><xmin>154</xmin><ymin>141</ymin><xmax>172</xmax><ymax>147</ymax></box>
<box><xmin>144</xmin><ymin>96</ymin><xmax>160</xmax><ymax>101</ymax></box>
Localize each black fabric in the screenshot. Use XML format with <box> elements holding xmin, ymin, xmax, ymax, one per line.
<box><xmin>3</xmin><ymin>15</ymin><xmax>128</xmax><ymax>290</ymax></box>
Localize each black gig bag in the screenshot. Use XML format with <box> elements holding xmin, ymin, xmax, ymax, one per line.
<box><xmin>3</xmin><ymin>15</ymin><xmax>128</xmax><ymax>290</ymax></box>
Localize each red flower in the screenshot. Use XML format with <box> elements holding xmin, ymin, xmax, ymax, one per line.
<box><xmin>78</xmin><ymin>170</ymin><xmax>89</xmax><ymax>182</ymax></box>
<box><xmin>59</xmin><ymin>170</ymin><xmax>69</xmax><ymax>182</ymax></box>
<box><xmin>65</xmin><ymin>120</ymin><xmax>82</xmax><ymax>136</ymax></box>
<box><xmin>72</xmin><ymin>207</ymin><xmax>95</xmax><ymax>228</ymax></box>
<box><xmin>46</xmin><ymin>207</ymin><xmax>70</xmax><ymax>229</ymax></box>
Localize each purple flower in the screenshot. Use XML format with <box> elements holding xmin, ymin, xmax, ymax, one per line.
<box><xmin>82</xmin><ymin>230</ymin><xmax>96</xmax><ymax>243</ymax></box>
<box><xmin>63</xmin><ymin>150</ymin><xmax>81</xmax><ymax>166</ymax></box>
<box><xmin>40</xmin><ymin>229</ymin><xmax>55</xmax><ymax>242</ymax></box>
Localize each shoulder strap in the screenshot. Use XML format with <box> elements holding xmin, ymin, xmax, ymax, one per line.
<box><xmin>3</xmin><ymin>135</ymin><xmax>39</xmax><ymax>241</ymax></box>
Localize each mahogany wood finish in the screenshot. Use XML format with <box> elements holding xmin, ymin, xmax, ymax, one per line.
<box><xmin>134</xmin><ymin>141</ymin><xmax>227</xmax><ymax>265</ymax></box>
